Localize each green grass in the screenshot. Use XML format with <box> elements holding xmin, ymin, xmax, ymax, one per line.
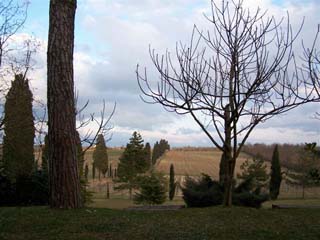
<box><xmin>1</xmin><ymin>206</ymin><xmax>320</xmax><ymax>240</ymax></box>
<box><xmin>263</xmin><ymin>198</ymin><xmax>320</xmax><ymax>208</ymax></box>
<box><xmin>89</xmin><ymin>197</ymin><xmax>185</xmax><ymax>209</ymax></box>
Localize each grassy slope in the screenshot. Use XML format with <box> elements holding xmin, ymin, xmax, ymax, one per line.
<box><xmin>1</xmin><ymin>206</ymin><xmax>320</xmax><ymax>240</ymax></box>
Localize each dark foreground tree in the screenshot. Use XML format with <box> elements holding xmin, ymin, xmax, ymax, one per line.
<box><xmin>269</xmin><ymin>145</ymin><xmax>282</xmax><ymax>200</ymax></box>
<box><xmin>47</xmin><ymin>0</ymin><xmax>81</xmax><ymax>208</ymax></box>
<box><xmin>137</xmin><ymin>0</ymin><xmax>318</xmax><ymax>206</ymax></box>
<box><xmin>3</xmin><ymin>74</ymin><xmax>34</xmax><ymax>181</ymax></box>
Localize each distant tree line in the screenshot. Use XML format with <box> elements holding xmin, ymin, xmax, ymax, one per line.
<box><xmin>152</xmin><ymin>139</ymin><xmax>170</xmax><ymax>165</ymax></box>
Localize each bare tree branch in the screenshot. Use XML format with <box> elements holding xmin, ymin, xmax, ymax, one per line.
<box><xmin>136</xmin><ymin>0</ymin><xmax>318</xmax><ymax>206</ymax></box>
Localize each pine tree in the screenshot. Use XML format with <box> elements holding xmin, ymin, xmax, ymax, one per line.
<box><xmin>237</xmin><ymin>157</ymin><xmax>268</xmax><ymax>190</ymax></box>
<box><xmin>269</xmin><ymin>145</ymin><xmax>282</xmax><ymax>200</ymax></box>
<box><xmin>169</xmin><ymin>164</ymin><xmax>176</xmax><ymax>200</ymax></box>
<box><xmin>134</xmin><ymin>172</ymin><xmax>167</xmax><ymax>205</ymax></box>
<box><xmin>3</xmin><ymin>74</ymin><xmax>35</xmax><ymax>181</ymax></box>
<box><xmin>93</xmin><ymin>134</ymin><xmax>108</xmax><ymax>178</ymax></box>
<box><xmin>116</xmin><ymin>131</ymin><xmax>147</xmax><ymax>199</ymax></box>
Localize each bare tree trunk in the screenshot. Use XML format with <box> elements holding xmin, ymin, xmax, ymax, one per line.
<box><xmin>47</xmin><ymin>0</ymin><xmax>81</xmax><ymax>208</ymax></box>
<box><xmin>223</xmin><ymin>104</ymin><xmax>234</xmax><ymax>207</ymax></box>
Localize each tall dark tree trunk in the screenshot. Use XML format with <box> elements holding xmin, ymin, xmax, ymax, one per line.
<box><xmin>47</xmin><ymin>0</ymin><xmax>81</xmax><ymax>208</ymax></box>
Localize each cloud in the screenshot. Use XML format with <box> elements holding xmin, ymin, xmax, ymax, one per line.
<box><xmin>20</xmin><ymin>0</ymin><xmax>320</xmax><ymax>146</ymax></box>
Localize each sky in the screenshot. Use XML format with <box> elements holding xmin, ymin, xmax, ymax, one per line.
<box><xmin>13</xmin><ymin>0</ymin><xmax>320</xmax><ymax>147</ymax></box>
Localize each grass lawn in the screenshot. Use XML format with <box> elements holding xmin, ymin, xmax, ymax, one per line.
<box><xmin>1</xmin><ymin>205</ymin><xmax>320</xmax><ymax>240</ymax></box>
<box><xmin>89</xmin><ymin>197</ymin><xmax>185</xmax><ymax>209</ymax></box>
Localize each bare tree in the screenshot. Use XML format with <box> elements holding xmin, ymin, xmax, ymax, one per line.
<box><xmin>0</xmin><ymin>0</ymin><xmax>28</xmax><ymax>68</ymax></box>
<box><xmin>303</xmin><ymin>25</ymin><xmax>320</xmax><ymax>119</ymax></box>
<box><xmin>47</xmin><ymin>0</ymin><xmax>81</xmax><ymax>208</ymax></box>
<box><xmin>76</xmin><ymin>100</ymin><xmax>115</xmax><ymax>176</ymax></box>
<box><xmin>137</xmin><ymin>0</ymin><xmax>318</xmax><ymax>206</ymax></box>
<box><xmin>0</xmin><ymin>0</ymin><xmax>29</xmax><ymax>130</ymax></box>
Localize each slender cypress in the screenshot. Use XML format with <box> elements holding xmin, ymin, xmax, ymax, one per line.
<box><xmin>270</xmin><ymin>145</ymin><xmax>282</xmax><ymax>200</ymax></box>
<box><xmin>3</xmin><ymin>74</ymin><xmax>35</xmax><ymax>181</ymax></box>
<box><xmin>169</xmin><ymin>164</ymin><xmax>176</xmax><ymax>200</ymax></box>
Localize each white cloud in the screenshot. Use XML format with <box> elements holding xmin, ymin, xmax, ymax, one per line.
<box><xmin>20</xmin><ymin>0</ymin><xmax>320</xmax><ymax>146</ymax></box>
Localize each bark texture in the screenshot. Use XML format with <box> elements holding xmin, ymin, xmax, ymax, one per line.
<box><xmin>47</xmin><ymin>0</ymin><xmax>81</xmax><ymax>208</ymax></box>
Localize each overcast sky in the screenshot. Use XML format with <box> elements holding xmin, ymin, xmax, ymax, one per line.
<box><xmin>18</xmin><ymin>0</ymin><xmax>320</xmax><ymax>147</ymax></box>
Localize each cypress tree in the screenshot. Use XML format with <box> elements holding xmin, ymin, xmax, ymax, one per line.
<box><xmin>93</xmin><ymin>134</ymin><xmax>108</xmax><ymax>178</ymax></box>
<box><xmin>3</xmin><ymin>74</ymin><xmax>35</xmax><ymax>181</ymax></box>
<box><xmin>76</xmin><ymin>131</ymin><xmax>84</xmax><ymax>177</ymax></box>
<box><xmin>169</xmin><ymin>164</ymin><xmax>176</xmax><ymax>200</ymax></box>
<box><xmin>144</xmin><ymin>142</ymin><xmax>151</xmax><ymax>169</ymax></box>
<box><xmin>109</xmin><ymin>164</ymin><xmax>112</xmax><ymax>178</ymax></box>
<box><xmin>269</xmin><ymin>145</ymin><xmax>282</xmax><ymax>200</ymax></box>
<box><xmin>84</xmin><ymin>164</ymin><xmax>89</xmax><ymax>180</ymax></box>
<box><xmin>92</xmin><ymin>162</ymin><xmax>96</xmax><ymax>180</ymax></box>
<box><xmin>152</xmin><ymin>141</ymin><xmax>159</xmax><ymax>165</ymax></box>
<box><xmin>152</xmin><ymin>139</ymin><xmax>170</xmax><ymax>165</ymax></box>
<box><xmin>106</xmin><ymin>182</ymin><xmax>110</xmax><ymax>199</ymax></box>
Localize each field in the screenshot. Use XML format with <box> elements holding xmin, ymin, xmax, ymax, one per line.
<box><xmin>1</xmin><ymin>206</ymin><xmax>320</xmax><ymax>240</ymax></box>
<box><xmin>155</xmin><ymin>148</ymin><xmax>252</xmax><ymax>178</ymax></box>
<box><xmin>84</xmin><ymin>147</ymin><xmax>320</xmax><ymax>200</ymax></box>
